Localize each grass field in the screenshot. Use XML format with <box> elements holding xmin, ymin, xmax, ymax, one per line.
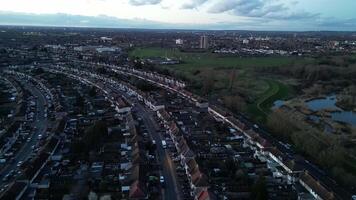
<box><xmin>248</xmin><ymin>80</ymin><xmax>292</xmax><ymax>122</ymax></box>
<box><xmin>130</xmin><ymin>47</ymin><xmax>300</xmax><ymax>120</ymax></box>
<box><xmin>130</xmin><ymin>47</ymin><xmax>303</xmax><ymax>70</ymax></box>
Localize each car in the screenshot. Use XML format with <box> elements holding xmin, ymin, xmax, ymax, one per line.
<box><xmin>17</xmin><ymin>161</ymin><xmax>23</xmax><ymax>167</ymax></box>
<box><xmin>2</xmin><ymin>176</ymin><xmax>9</xmax><ymax>182</ymax></box>
<box><xmin>4</xmin><ymin>152</ymin><xmax>13</xmax><ymax>157</ymax></box>
<box><xmin>161</xmin><ymin>140</ymin><xmax>167</xmax><ymax>149</ymax></box>
<box><xmin>160</xmin><ymin>176</ymin><xmax>165</xmax><ymax>184</ymax></box>
<box><xmin>172</xmin><ymin>157</ymin><xmax>180</xmax><ymax>162</ymax></box>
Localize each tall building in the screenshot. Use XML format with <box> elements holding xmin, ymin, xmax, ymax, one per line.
<box><xmin>176</xmin><ymin>39</ymin><xmax>184</xmax><ymax>45</ymax></box>
<box><xmin>200</xmin><ymin>35</ymin><xmax>209</xmax><ymax>49</ymax></box>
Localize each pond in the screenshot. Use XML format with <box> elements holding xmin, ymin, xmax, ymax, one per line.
<box><xmin>272</xmin><ymin>96</ymin><xmax>356</xmax><ymax>127</ymax></box>
<box><xmin>332</xmin><ymin>111</ymin><xmax>356</xmax><ymax>126</ymax></box>
<box><xmin>306</xmin><ymin>95</ymin><xmax>339</xmax><ymax>111</ymax></box>
<box><xmin>272</xmin><ymin>100</ymin><xmax>285</xmax><ymax>109</ymax></box>
<box><xmin>307</xmin><ymin>115</ymin><xmax>334</xmax><ymax>133</ymax></box>
<box><xmin>305</xmin><ymin>96</ymin><xmax>356</xmax><ymax>127</ymax></box>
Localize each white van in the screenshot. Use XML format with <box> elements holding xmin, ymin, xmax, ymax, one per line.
<box><xmin>161</xmin><ymin>140</ymin><xmax>167</xmax><ymax>149</ymax></box>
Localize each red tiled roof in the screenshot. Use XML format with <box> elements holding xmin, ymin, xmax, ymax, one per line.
<box><xmin>197</xmin><ymin>190</ymin><xmax>217</xmax><ymax>200</ymax></box>
<box><xmin>191</xmin><ymin>169</ymin><xmax>209</xmax><ymax>187</ymax></box>
<box><xmin>129</xmin><ymin>180</ymin><xmax>147</xmax><ymax>199</ymax></box>
<box><xmin>300</xmin><ymin>172</ymin><xmax>335</xmax><ymax>200</ymax></box>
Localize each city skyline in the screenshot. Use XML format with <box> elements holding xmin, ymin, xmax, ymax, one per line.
<box><xmin>0</xmin><ymin>0</ymin><xmax>356</xmax><ymax>31</ymax></box>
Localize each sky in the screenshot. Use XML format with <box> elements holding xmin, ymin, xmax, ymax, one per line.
<box><xmin>0</xmin><ymin>0</ymin><xmax>355</xmax><ymax>31</ymax></box>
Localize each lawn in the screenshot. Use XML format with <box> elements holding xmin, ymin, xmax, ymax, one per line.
<box><xmin>130</xmin><ymin>47</ymin><xmax>303</xmax><ymax>70</ymax></box>
<box><xmin>248</xmin><ymin>80</ymin><xmax>292</xmax><ymax>122</ymax></box>
<box><xmin>130</xmin><ymin>47</ymin><xmax>299</xmax><ymax>119</ymax></box>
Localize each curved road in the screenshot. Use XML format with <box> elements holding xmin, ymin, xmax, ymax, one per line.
<box><xmin>0</xmin><ymin>80</ymin><xmax>48</xmax><ymax>189</ymax></box>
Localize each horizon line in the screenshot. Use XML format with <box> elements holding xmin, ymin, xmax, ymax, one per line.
<box><xmin>1</xmin><ymin>24</ymin><xmax>356</xmax><ymax>33</ymax></box>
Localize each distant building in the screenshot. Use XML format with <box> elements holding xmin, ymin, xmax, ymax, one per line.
<box><xmin>242</xmin><ymin>39</ymin><xmax>249</xmax><ymax>44</ymax></box>
<box><xmin>200</xmin><ymin>35</ymin><xmax>209</xmax><ymax>49</ymax></box>
<box><xmin>100</xmin><ymin>36</ymin><xmax>112</xmax><ymax>41</ymax></box>
<box><xmin>176</xmin><ymin>39</ymin><xmax>184</xmax><ymax>45</ymax></box>
<box><xmin>331</xmin><ymin>41</ymin><xmax>340</xmax><ymax>47</ymax></box>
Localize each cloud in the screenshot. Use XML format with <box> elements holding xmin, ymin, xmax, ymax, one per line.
<box><xmin>181</xmin><ymin>0</ymin><xmax>208</xmax><ymax>9</ymax></box>
<box><xmin>317</xmin><ymin>17</ymin><xmax>356</xmax><ymax>29</ymax></box>
<box><xmin>0</xmin><ymin>11</ymin><xmax>165</xmax><ymax>28</ymax></box>
<box><xmin>209</xmin><ymin>0</ymin><xmax>263</xmax><ymax>14</ymax></box>
<box><xmin>207</xmin><ymin>0</ymin><xmax>318</xmax><ymax>21</ymax></box>
<box><xmin>129</xmin><ymin>0</ymin><xmax>161</xmax><ymax>6</ymax></box>
<box><xmin>271</xmin><ymin>11</ymin><xmax>320</xmax><ymax>20</ymax></box>
<box><xmin>0</xmin><ymin>11</ymin><xmax>355</xmax><ymax>31</ymax></box>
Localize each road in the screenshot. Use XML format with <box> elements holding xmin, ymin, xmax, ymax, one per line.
<box><xmin>0</xmin><ymin>81</ymin><xmax>48</xmax><ymax>188</ymax></box>
<box><xmin>133</xmin><ymin>103</ymin><xmax>180</xmax><ymax>200</ymax></box>
<box><xmin>107</xmin><ymin>81</ymin><xmax>180</xmax><ymax>200</ymax></box>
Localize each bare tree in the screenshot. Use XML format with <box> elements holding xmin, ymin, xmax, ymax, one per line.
<box><xmin>229</xmin><ymin>68</ymin><xmax>237</xmax><ymax>93</ymax></box>
<box><xmin>202</xmin><ymin>69</ymin><xmax>215</xmax><ymax>95</ymax></box>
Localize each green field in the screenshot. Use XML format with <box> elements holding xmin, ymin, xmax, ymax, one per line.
<box><xmin>130</xmin><ymin>47</ymin><xmax>304</xmax><ymax>69</ymax></box>
<box><xmin>130</xmin><ymin>47</ymin><xmax>301</xmax><ymax>120</ymax></box>
<box><xmin>248</xmin><ymin>80</ymin><xmax>293</xmax><ymax>122</ymax></box>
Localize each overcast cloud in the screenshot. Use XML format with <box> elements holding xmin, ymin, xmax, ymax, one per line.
<box><xmin>181</xmin><ymin>0</ymin><xmax>209</xmax><ymax>9</ymax></box>
<box><xmin>0</xmin><ymin>0</ymin><xmax>355</xmax><ymax>31</ymax></box>
<box><xmin>129</xmin><ymin>0</ymin><xmax>161</xmax><ymax>6</ymax></box>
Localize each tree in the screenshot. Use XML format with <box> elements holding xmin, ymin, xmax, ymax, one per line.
<box><xmin>223</xmin><ymin>95</ymin><xmax>246</xmax><ymax>112</ymax></box>
<box><xmin>84</xmin><ymin>121</ymin><xmax>108</xmax><ymax>148</ymax></box>
<box><xmin>234</xmin><ymin>169</ymin><xmax>249</xmax><ymax>183</ymax></box>
<box><xmin>135</xmin><ymin>80</ymin><xmax>156</xmax><ymax>91</ymax></box>
<box><xmin>89</xmin><ymin>87</ymin><xmax>97</xmax><ymax>97</ymax></box>
<box><xmin>72</xmin><ymin>121</ymin><xmax>108</xmax><ymax>156</ymax></box>
<box><xmin>202</xmin><ymin>69</ymin><xmax>215</xmax><ymax>96</ymax></box>
<box><xmin>229</xmin><ymin>68</ymin><xmax>237</xmax><ymax>93</ymax></box>
<box><xmin>225</xmin><ymin>159</ymin><xmax>238</xmax><ymax>176</ymax></box>
<box><xmin>75</xmin><ymin>95</ymin><xmax>85</xmax><ymax>108</ymax></box>
<box><xmin>96</xmin><ymin>67</ymin><xmax>107</xmax><ymax>74</ymax></box>
<box><xmin>251</xmin><ymin>175</ymin><xmax>268</xmax><ymax>200</ymax></box>
<box><xmin>267</xmin><ymin>110</ymin><xmax>297</xmax><ymax>140</ymax></box>
<box><xmin>318</xmin><ymin>145</ymin><xmax>345</xmax><ymax>168</ymax></box>
<box><xmin>349</xmin><ymin>85</ymin><xmax>356</xmax><ymax>105</ymax></box>
<box><xmin>71</xmin><ymin>141</ymin><xmax>87</xmax><ymax>156</ymax></box>
<box><xmin>33</xmin><ymin>67</ymin><xmax>45</xmax><ymax>75</ymax></box>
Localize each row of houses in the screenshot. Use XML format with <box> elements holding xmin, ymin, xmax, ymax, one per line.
<box><xmin>96</xmin><ymin>62</ymin><xmax>186</xmax><ymax>89</ymax></box>
<box><xmin>157</xmin><ymin>109</ymin><xmax>214</xmax><ymax>200</ymax></box>
<box><xmin>122</xmin><ymin>110</ymin><xmax>168</xmax><ymax>199</ymax></box>
<box><xmin>212</xmin><ymin>109</ymin><xmax>339</xmax><ymax>200</ymax></box>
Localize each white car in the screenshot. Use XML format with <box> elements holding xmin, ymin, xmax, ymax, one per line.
<box><xmin>160</xmin><ymin>176</ymin><xmax>165</xmax><ymax>184</ymax></box>
<box><xmin>17</xmin><ymin>161</ymin><xmax>23</xmax><ymax>167</ymax></box>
